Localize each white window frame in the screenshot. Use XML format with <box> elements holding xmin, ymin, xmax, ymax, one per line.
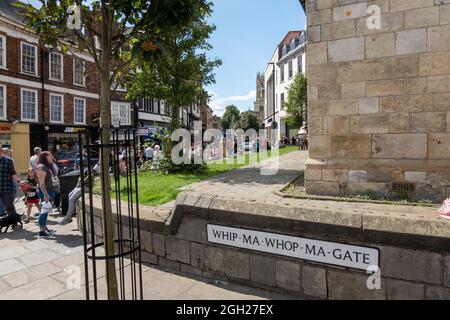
<box><xmin>73</xmin><ymin>59</ymin><xmax>85</xmax><ymax>87</ymax></box>
<box><xmin>288</xmin><ymin>60</ymin><xmax>293</xmax><ymax>79</ymax></box>
<box><xmin>49</xmin><ymin>52</ymin><xmax>64</xmax><ymax>82</ymax></box>
<box><xmin>73</xmin><ymin>97</ymin><xmax>86</xmax><ymax>125</ymax></box>
<box><xmin>20</xmin><ymin>42</ymin><xmax>38</xmax><ymax>76</ymax></box>
<box><xmin>49</xmin><ymin>93</ymin><xmax>64</xmax><ymax>124</ymax></box>
<box><xmin>0</xmin><ymin>35</ymin><xmax>6</xmax><ymax>69</ymax></box>
<box><xmin>0</xmin><ymin>84</ymin><xmax>7</xmax><ymax>120</ymax></box>
<box><xmin>298</xmin><ymin>54</ymin><xmax>303</xmax><ymax>74</ymax></box>
<box><xmin>21</xmin><ymin>88</ymin><xmax>38</xmax><ymax>122</ymax></box>
<box><xmin>111</xmin><ymin>101</ymin><xmax>131</xmax><ymax>126</ymax></box>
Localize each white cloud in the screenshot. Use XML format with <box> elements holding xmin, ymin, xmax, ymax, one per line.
<box><xmin>209</xmin><ymin>90</ymin><xmax>256</xmax><ymax>116</ymax></box>
<box><xmin>228</xmin><ymin>90</ymin><xmax>256</xmax><ymax>101</ymax></box>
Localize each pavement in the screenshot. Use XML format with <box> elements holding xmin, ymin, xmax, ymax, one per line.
<box><xmin>182</xmin><ymin>150</ymin><xmax>308</xmax><ymax>201</ymax></box>
<box><xmin>0</xmin><ymin>192</ymin><xmax>295</xmax><ymax>300</ymax></box>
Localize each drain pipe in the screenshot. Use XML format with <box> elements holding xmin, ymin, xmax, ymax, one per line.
<box><xmin>40</xmin><ymin>45</ymin><xmax>48</xmax><ymax>150</ymax></box>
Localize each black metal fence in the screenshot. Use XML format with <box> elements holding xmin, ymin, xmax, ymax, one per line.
<box><xmin>78</xmin><ymin>127</ymin><xmax>143</xmax><ymax>300</ymax></box>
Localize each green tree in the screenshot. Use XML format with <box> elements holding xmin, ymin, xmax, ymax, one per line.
<box><xmin>127</xmin><ymin>5</ymin><xmax>221</xmax><ymax>133</ymax></box>
<box><xmin>237</xmin><ymin>112</ymin><xmax>260</xmax><ymax>132</ymax></box>
<box><xmin>285</xmin><ymin>73</ymin><xmax>307</xmax><ymax>129</ymax></box>
<box><xmin>220</xmin><ymin>105</ymin><xmax>241</xmax><ymax>130</ymax></box>
<box><xmin>18</xmin><ymin>0</ymin><xmax>210</xmax><ymax>300</ymax></box>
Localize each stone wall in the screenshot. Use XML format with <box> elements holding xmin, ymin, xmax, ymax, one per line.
<box><xmin>82</xmin><ymin>194</ymin><xmax>450</xmax><ymax>300</ymax></box>
<box><xmin>305</xmin><ymin>0</ymin><xmax>450</xmax><ymax>202</ymax></box>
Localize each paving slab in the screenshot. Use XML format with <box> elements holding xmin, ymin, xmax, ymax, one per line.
<box><xmin>17</xmin><ymin>250</ymin><xmax>63</xmax><ymax>267</ymax></box>
<box><xmin>0</xmin><ymin>200</ymin><xmax>292</xmax><ymax>300</ymax></box>
<box><xmin>2</xmin><ymin>263</ymin><xmax>63</xmax><ymax>288</ymax></box>
<box><xmin>0</xmin><ymin>259</ymin><xmax>27</xmax><ymax>277</ymax></box>
<box><xmin>0</xmin><ymin>277</ymin><xmax>67</xmax><ymax>300</ymax></box>
<box><xmin>0</xmin><ymin>246</ymin><xmax>31</xmax><ymax>262</ymax></box>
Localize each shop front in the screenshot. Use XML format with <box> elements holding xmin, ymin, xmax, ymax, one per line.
<box><xmin>0</xmin><ymin>122</ymin><xmax>31</xmax><ymax>173</ymax></box>
<box><xmin>137</xmin><ymin>122</ymin><xmax>168</xmax><ymax>147</ymax></box>
<box><xmin>29</xmin><ymin>124</ymin><xmax>99</xmax><ymax>154</ymax></box>
<box><xmin>0</xmin><ymin>123</ymin><xmax>12</xmax><ymax>148</ymax></box>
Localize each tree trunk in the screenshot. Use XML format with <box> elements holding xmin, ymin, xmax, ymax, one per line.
<box><xmin>99</xmin><ymin>71</ymin><xmax>119</xmax><ymax>300</ymax></box>
<box><xmin>99</xmin><ymin>2</ymin><xmax>119</xmax><ymax>299</ymax></box>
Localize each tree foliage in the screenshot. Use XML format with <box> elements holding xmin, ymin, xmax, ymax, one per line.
<box><xmin>126</xmin><ymin>3</ymin><xmax>221</xmax><ymax>132</ymax></box>
<box><xmin>237</xmin><ymin>112</ymin><xmax>259</xmax><ymax>132</ymax></box>
<box><xmin>17</xmin><ymin>0</ymin><xmax>211</xmax><ymax>300</ymax></box>
<box><xmin>285</xmin><ymin>72</ymin><xmax>307</xmax><ymax>129</ymax></box>
<box><xmin>220</xmin><ymin>105</ymin><xmax>241</xmax><ymax>130</ymax></box>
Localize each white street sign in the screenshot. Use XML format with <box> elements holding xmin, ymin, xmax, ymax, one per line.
<box><xmin>207</xmin><ymin>224</ymin><xmax>379</xmax><ymax>271</ymax></box>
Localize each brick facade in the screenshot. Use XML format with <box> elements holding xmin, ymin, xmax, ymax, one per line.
<box><xmin>0</xmin><ymin>8</ymin><xmax>130</xmax><ymax>161</ymax></box>
<box><xmin>0</xmin><ymin>24</ymin><xmax>102</xmax><ymax>126</ymax></box>
<box><xmin>304</xmin><ymin>0</ymin><xmax>450</xmax><ymax>202</ymax></box>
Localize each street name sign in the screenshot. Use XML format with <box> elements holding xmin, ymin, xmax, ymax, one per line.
<box><xmin>207</xmin><ymin>224</ymin><xmax>379</xmax><ymax>271</ymax></box>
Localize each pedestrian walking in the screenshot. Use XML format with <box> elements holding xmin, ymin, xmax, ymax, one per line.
<box><xmin>29</xmin><ymin>147</ymin><xmax>42</xmax><ymax>170</ymax></box>
<box><xmin>0</xmin><ymin>148</ymin><xmax>19</xmax><ymax>215</ymax></box>
<box><xmin>0</xmin><ymin>146</ymin><xmax>24</xmax><ymax>218</ymax></box>
<box><xmin>36</xmin><ymin>151</ymin><xmax>60</xmax><ymax>237</ymax></box>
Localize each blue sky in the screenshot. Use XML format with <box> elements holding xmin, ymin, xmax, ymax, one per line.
<box><xmin>207</xmin><ymin>0</ymin><xmax>306</xmax><ymax>116</ymax></box>
<box><xmin>24</xmin><ymin>0</ymin><xmax>306</xmax><ymax>116</ymax></box>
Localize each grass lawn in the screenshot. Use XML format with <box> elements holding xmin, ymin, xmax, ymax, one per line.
<box><xmin>95</xmin><ymin>146</ymin><xmax>298</xmax><ymax>207</ymax></box>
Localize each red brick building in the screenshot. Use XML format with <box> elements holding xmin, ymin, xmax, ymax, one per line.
<box><xmin>0</xmin><ymin>1</ymin><xmax>129</xmax><ymax>172</ymax></box>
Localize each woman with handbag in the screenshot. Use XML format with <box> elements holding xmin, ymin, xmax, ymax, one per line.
<box><xmin>36</xmin><ymin>151</ymin><xmax>60</xmax><ymax>237</ymax></box>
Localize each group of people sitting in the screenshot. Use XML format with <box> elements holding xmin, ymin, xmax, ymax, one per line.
<box><xmin>136</xmin><ymin>143</ymin><xmax>162</xmax><ymax>170</ymax></box>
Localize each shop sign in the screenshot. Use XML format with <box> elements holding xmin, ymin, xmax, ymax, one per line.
<box><xmin>207</xmin><ymin>224</ymin><xmax>379</xmax><ymax>270</ymax></box>
<box><xmin>137</xmin><ymin>128</ymin><xmax>149</xmax><ymax>136</ymax></box>
<box><xmin>0</xmin><ymin>124</ymin><xmax>11</xmax><ymax>133</ymax></box>
<box><xmin>64</xmin><ymin>127</ymin><xmax>84</xmax><ymax>133</ymax></box>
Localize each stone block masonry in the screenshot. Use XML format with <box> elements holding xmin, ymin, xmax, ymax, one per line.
<box><xmin>82</xmin><ymin>194</ymin><xmax>450</xmax><ymax>300</ymax></box>
<box><xmin>304</xmin><ymin>0</ymin><xmax>450</xmax><ymax>202</ymax></box>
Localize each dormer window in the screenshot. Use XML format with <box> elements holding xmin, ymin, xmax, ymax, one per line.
<box><xmin>291</xmin><ymin>38</ymin><xmax>297</xmax><ymax>49</ymax></box>
<box><xmin>282</xmin><ymin>44</ymin><xmax>290</xmax><ymax>56</ymax></box>
<box><xmin>300</xmin><ymin>32</ymin><xmax>306</xmax><ymax>45</ymax></box>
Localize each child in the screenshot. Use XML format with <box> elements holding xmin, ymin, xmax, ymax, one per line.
<box><xmin>22</xmin><ymin>168</ymin><xmax>41</xmax><ymax>224</ymax></box>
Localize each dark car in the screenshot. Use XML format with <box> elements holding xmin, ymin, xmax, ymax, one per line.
<box><xmin>55</xmin><ymin>150</ymin><xmax>99</xmax><ymax>174</ymax></box>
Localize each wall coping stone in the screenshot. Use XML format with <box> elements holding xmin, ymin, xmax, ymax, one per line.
<box><xmin>86</xmin><ymin>193</ymin><xmax>450</xmax><ymax>253</ymax></box>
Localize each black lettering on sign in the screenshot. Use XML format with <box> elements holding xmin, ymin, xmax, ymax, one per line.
<box><xmin>212</xmin><ymin>229</ymin><xmax>238</xmax><ymax>241</ymax></box>
<box><xmin>264</xmin><ymin>238</ymin><xmax>299</xmax><ymax>252</ymax></box>
<box><xmin>243</xmin><ymin>234</ymin><xmax>260</xmax><ymax>246</ymax></box>
<box><xmin>306</xmin><ymin>245</ymin><xmax>326</xmax><ymax>257</ymax></box>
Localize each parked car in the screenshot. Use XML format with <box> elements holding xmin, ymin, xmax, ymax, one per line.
<box><xmin>55</xmin><ymin>150</ymin><xmax>99</xmax><ymax>174</ymax></box>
